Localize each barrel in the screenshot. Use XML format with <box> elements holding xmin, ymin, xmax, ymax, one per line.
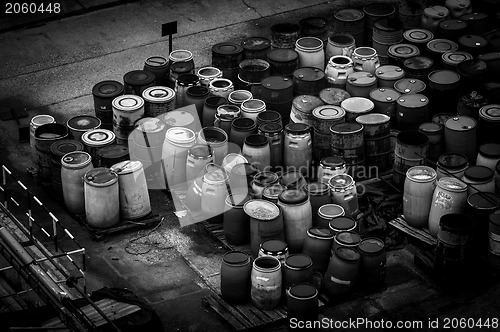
<box><xmin>358</xmin><ymin>237</ymin><xmax>386</xmax><ymax>289</ymax></box>
<box><xmin>242</xmin><ymin>134</ymin><xmax>271</xmax><ymax>171</ymax></box>
<box><xmin>241</xmin><ymin>37</ymin><xmax>271</xmax><ymax>61</ymax></box>
<box><xmin>356</xmin><ymin>114</ymin><xmax>392</xmax><ymax>171</ymax></box>
<box><xmin>34</xmin><ymin>123</ymin><xmax>69</xmax><ymax>182</ymax></box>
<box><xmin>403</xmin><ymin>29</ymin><xmax>434</xmax><ymax>55</ymax></box>
<box><xmin>238</xmin><ymin>59</ymin><xmax>270</xmax><ymax>93</ymax></box>
<box><xmin>305</xmin><ymin>182</ymin><xmax>331</xmax><ymax>225</ymax></box>
<box><xmin>112</xmin><ymin>94</ymin><xmax>145</xmax><ymax>145</ymax></box>
<box><xmin>319</xmin><ymin>88</ymin><xmax>351</xmax><ymax>107</ymax></box>
<box><xmin>352</xmin><ymin>47</ymin><xmax>380</xmax><ymax>74</ymax></box>
<box><xmin>375</xmin><ymin>65</ymin><xmax>405</xmax><ymax>88</ymax></box>
<box><xmin>489</xmin><ymin>213</ymin><xmax>500</xmax><ymax>269</ymax></box>
<box><xmin>240</xmin><ymin>99</ymin><xmax>266</xmax><ymax>121</ymax></box>
<box><xmin>220</xmin><ymin>251</ymin><xmax>252</xmax><ymax>304</ymax></box>
<box><xmin>432</xmin><ymin>113</ymin><xmax>454</xmax><ymax>126</ymax></box>
<box><xmin>228</xmin><ymin>90</ymin><xmax>253</xmax><ymax>107</ymax></box>
<box><xmin>244</xmin><ymin>199</ymin><xmax>285</xmax><ymax>258</ymax></box>
<box><xmin>202</xmin><ymin>96</ymin><xmax>227</xmax><ymax>128</ymax></box>
<box><xmin>214</xmin><ymin>104</ymin><xmax>241</xmax><ymax>137</ymax></box>
<box><xmin>292</xmin><ymin>67</ymin><xmax>326</xmax><ymax>96</ymax></box>
<box><xmin>441</xmin><ymin>51</ymin><xmax>473</xmax><ymax>70</ymax></box>
<box><xmin>96</xmin><ymin>144</ymin><xmax>129</xmax><ymax>168</ymax></box>
<box><xmin>50</xmin><ymin>139</ymin><xmax>84</xmax><ymax>197</ymax></box>
<box><xmin>394</xmin><ymin>78</ymin><xmax>426</xmax><ymax>95</ymax></box>
<box><xmin>169</xmin><ymin>49</ymin><xmax>195</xmax><ymax>67</ymax></box>
<box><xmin>458</xmin><ymin>35</ymin><xmax>489</xmax><ymax>58</ymax></box>
<box><xmin>444</xmin><ymin>116</ymin><xmax>477</xmax><ymax>163</ymax></box>
<box><xmin>462</xmin><ymin>166</ymin><xmax>495</xmax><ymax>196</ymax></box>
<box><xmin>290</xmin><ymin>95</ymin><xmax>324</xmax><ymax>126</ymax></box>
<box><xmin>467</xmin><ymin>193</ymin><xmax>500</xmax><ymax>255</ymax></box>
<box><xmin>212</xmin><ymin>42</ymin><xmax>243</xmax><ymax>82</ymax></box>
<box><xmin>197</xmin><ymin>67</ymin><xmax>223</xmax><ymax>88</ymax></box>
<box><xmin>328</xmin><ymin>215</ymin><xmax>356</xmax><ymax>235</ymax></box>
<box><xmin>83</xmin><ymin>167</ymin><xmax>120</xmax><ymax>228</ymax></box>
<box><xmin>266</xmin><ymin>49</ymin><xmax>299</xmax><ymax>77</ymax></box>
<box><xmin>369</xmin><ymin>88</ymin><xmax>400</xmax><ymax>128</ymax></box>
<box><xmin>287</xmin><ymin>283</ymin><xmax>319</xmax><ymax>323</ymax></box>
<box><xmin>123</xmin><ymin>70</ymin><xmax>155</xmax><ymax>96</ymax></box>
<box><xmin>457</xmin><ymin>60</ymin><xmax>489</xmax><ymax>91</ymax></box>
<box><xmin>324</xmin><ymin>55</ymin><xmax>355</xmax><ymax>89</ymax></box>
<box><xmin>222</xmin><ymin>154</ymin><xmax>248</xmax><ymax>175</ymax></box>
<box><xmin>257</xmin><ymin>111</ymin><xmax>282</xmax><ymax>127</ymax></box>
<box><xmin>229</xmin><ymin>163</ymin><xmax>257</xmax><ymax>196</ymax></box>
<box><xmin>299</xmin><ymin>16</ymin><xmax>328</xmax><ymax>45</ymax></box>
<box><xmin>66</xmin><ymin>115</ymin><xmax>101</xmax><ymax>142</ymax></box>
<box><xmin>427</xmin><ymin>70</ymin><xmax>461</xmax><ymax>116</ymax></box>
<box><xmin>143</xmin><ymin>55</ymin><xmax>169</xmax><ymax>86</ymax></box>
<box><xmin>317</xmin><ymin>157</ymin><xmax>347</xmax><ymax>186</ymax></box>
<box><xmin>323</xmin><ymin>247</ymin><xmax>360</xmax><ymax>297</ymax></box>
<box><xmin>387</xmin><ymin>44</ymin><xmax>420</xmax><ymax>68</ymax></box>
<box><xmin>258</xmin><ymin>239</ymin><xmax>289</xmax><ymax>267</ymax></box>
<box><xmin>262</xmin><ymin>184</ymin><xmax>286</xmax><ymax>204</ymax></box>
<box><xmin>250</xmin><ymin>256</ymin><xmax>282</xmax><ymax>310</ymax></box>
<box><xmin>197</xmin><ymin>126</ymin><xmax>228</xmax><ymax>166</ymax></box>
<box><xmin>393</xmin><ymin>131</ymin><xmax>429</xmax><ymax>187</ymax></box>
<box><xmin>346</xmin><ymin>72</ymin><xmax>378</xmax><ymax>98</ymax></box>
<box><xmin>81</xmin><ymin>129</ymin><xmax>116</xmax><ymax>167</ymax></box>
<box><xmin>371</xmin><ymin>18</ymin><xmax>404</xmax><ymax>64</ymax></box>
<box><xmin>277</xmin><ymin>189</ymin><xmax>313</xmax><ymax>253</ymax></box>
<box><xmin>332</xmin><ymin>8</ymin><xmax>365</xmax><ymax>47</ymax></box>
<box><xmin>363</xmin><ymin>3</ymin><xmax>396</xmax><ymax>46</ymax></box>
<box><xmin>398</xmin><ymin>1</ymin><xmax>425</xmax><ymax>30</ymax></box>
<box><xmin>437</xmin><ymin>19</ymin><xmax>469</xmax><ymax>41</ymax></box>
<box><xmin>270</xmin><ymin>23</ymin><xmax>300</xmax><ymax>49</ymax></box>
<box><xmin>142</xmin><ymin>86</ymin><xmax>175</xmax><ymax>117</ymax></box>
<box><xmin>168</xmin><ymin>61</ymin><xmax>195</xmax><ymax>89</ymax></box>
<box><xmin>436</xmin><ymin>152</ymin><xmax>469</xmax><ymax>180</ymax></box>
<box><xmin>422</xmin><ymin>6</ymin><xmax>450</xmax><ymax>33</ymax></box>
<box><xmin>230</xmin><ymin>118</ymin><xmax>257</xmax><ymax>151</ymax></box>
<box><xmin>328</xmin><ymin>174</ymin><xmax>359</xmax><ymax>217</ymax></box>
<box><xmin>283</xmin><ymin>254</ymin><xmax>314</xmax><ymax>291</ymax></box>
<box><xmin>251</xmin><ymin>171</ymin><xmax>279</xmax><ymax>199</ymax></box>
<box><xmin>61</xmin><ymin>151</ymin><xmax>93</xmax><ymax>215</ymax></box>
<box><xmin>278</xmin><ymin>170</ymin><xmax>307</xmax><ymax>191</ymax></box>
<box><xmin>162</xmin><ymin>127</ymin><xmax>196</xmax><ymax>189</ymax></box>
<box><xmin>185</xmin><ymin>145</ymin><xmax>213</xmax><ymax>186</ymax></box>
<box><xmin>476</xmin><ymin>143</ymin><xmax>500</xmax><ymax>172</ymax></box>
<box><xmin>325</xmin><ymin>33</ymin><xmax>356</xmax><ymax>60</ymax></box>
<box><xmin>92</xmin><ymin>80</ymin><xmax>124</xmax><ymax>130</ymax></box>
<box><xmin>223</xmin><ymin>194</ymin><xmax>252</xmax><ymax>245</ymax></box>
<box><xmin>302</xmin><ymin>228</ymin><xmax>335</xmax><ymax>273</ymax></box>
<box><xmin>30</xmin><ymin>115</ymin><xmax>56</xmax><ymax>164</ymax></box>
<box><xmin>402</xmin><ymin>56</ymin><xmax>434</xmax><ymax>83</ymax></box>
<box><xmin>330</xmin><ymin>122</ymin><xmax>365</xmax><ymax>173</ymax></box>
<box><xmin>418</xmin><ymin>122</ymin><xmax>445</xmax><ymax>164</ymax></box>
<box><xmin>112</xmin><ymin>160</ymin><xmax>151</xmax><ymax>220</ymax></box>
<box><xmin>201</xmin><ymin>170</ymin><xmax>230</xmax><ymax>223</ymax></box>
<box><xmin>283</xmin><ymin>123</ymin><xmax>312</xmax><ymax>177</ymax></box>
<box><xmin>478</xmin><ymin>105</ymin><xmax>500</xmax><ymax>144</ymax></box>
<box><xmin>294</xmin><ymin>37</ymin><xmax>325</xmax><ymax>70</ymax></box>
<box><xmin>258</xmin><ymin>123</ymin><xmax>283</xmax><ymax>169</ymax></box>
<box><xmin>403</xmin><ymin>166</ymin><xmax>437</xmax><ymax>228</ymax></box>
<box><xmin>396</xmin><ymin>94</ymin><xmax>429</xmax><ymax>131</ymax></box>
<box><xmin>460</xmin><ymin>12</ymin><xmax>488</xmax><ymax>35</ymax></box>
<box><xmin>332</xmin><ymin>230</ymin><xmax>361</xmax><ymax>254</ymax></box>
<box><xmin>341</xmin><ymin>97</ymin><xmax>374</xmax><ymax>123</ymax></box>
<box><xmin>312</xmin><ymin>105</ymin><xmax>345</xmax><ymax>164</ymax></box>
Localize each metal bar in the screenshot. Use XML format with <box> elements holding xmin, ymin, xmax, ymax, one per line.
<box><xmin>3</xmin><ymin>166</ymin><xmax>9</xmax><ymax>209</ymax></box>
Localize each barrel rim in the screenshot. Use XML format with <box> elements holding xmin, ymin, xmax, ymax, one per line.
<box><xmin>358</xmin><ymin>237</ymin><xmax>385</xmax><ymax>254</ymax></box>
<box><xmin>81</xmin><ymin>129</ymin><xmax>115</xmax><ymax>147</ymax></box>
<box><xmin>92</xmin><ymin>80</ymin><xmax>124</xmax><ymax>98</ymax></box>
<box><xmin>243</xmin><ymin>199</ymin><xmax>280</xmax><ymax>220</ymax></box>
<box><xmin>61</xmin><ymin>151</ymin><xmax>92</xmax><ymax>168</ymax></box>
<box><xmin>223</xmin><ymin>250</ymin><xmax>250</xmax><ymax>265</ymax></box>
<box><xmin>142</xmin><ymin>86</ymin><xmax>175</xmax><ymax>103</ymax></box>
<box><xmin>112</xmin><ymin>94</ymin><xmax>145</xmax><ymax>111</ymax></box>
<box><xmin>335</xmin><ymin>230</ymin><xmax>361</xmax><ymax>245</ymax></box>
<box><xmin>123</xmin><ymin>70</ymin><xmax>155</xmax><ymax>86</ymax></box>
<box><xmin>84</xmin><ymin>167</ymin><xmax>118</xmax><ymax>186</ymax></box>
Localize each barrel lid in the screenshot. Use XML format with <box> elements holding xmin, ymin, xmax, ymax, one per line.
<box><xmin>266</xmin><ymin>49</ymin><xmax>299</xmax><ymax>63</ymax></box>
<box><xmin>388</xmin><ymin>44</ymin><xmax>420</xmax><ymax>59</ymax></box>
<box><xmin>170</xmin><ymin>61</ymin><xmax>194</xmax><ymax>74</ymax></box>
<box><xmin>424</xmin><ymin>5</ymin><xmax>449</xmax><ymax>18</ymax></box>
<box><xmin>161</xmin><ymin>110</ymin><xmax>196</xmax><ymax>127</ymax></box>
<box><xmin>373</xmin><ymin>18</ymin><xmax>404</xmax><ymax>31</ymax></box>
<box><xmin>356</xmin><ymin>113</ymin><xmax>390</xmax><ymax>126</ymax></box>
<box><xmin>278</xmin><ymin>189</ymin><xmax>308</xmax><ymax>204</ymax></box>
<box><xmin>428</xmin><ymin>70</ymin><xmax>461</xmax><ymax>85</ymax></box>
<box><xmin>419</xmin><ymin>122</ymin><xmax>443</xmax><ymax>134</ymax></box>
<box><xmin>369</xmin><ymin>87</ymin><xmax>401</xmax><ymax>102</ymax></box>
<box><xmin>261</xmin><ymin>76</ymin><xmax>293</xmax><ymax>90</ymax></box>
<box><xmin>336</xmin><ymin>231</ymin><xmax>361</xmax><ymax>245</ymax></box>
<box><xmin>312</xmin><ymin>105</ymin><xmax>345</xmax><ymax>120</ymax></box>
<box><xmin>397</xmin><ymin>94</ymin><xmax>428</xmax><ymax>108</ymax></box>
<box><xmin>394</xmin><ymin>78</ymin><xmax>426</xmax><ymax>94</ymax></box>
<box><xmin>144</xmin><ymin>56</ymin><xmax>169</xmax><ymax>68</ymax></box>
<box><xmin>259</xmin><ymin>122</ymin><xmax>283</xmax><ymax>134</ymax></box>
<box><xmin>437</xmin><ymin>153</ymin><xmax>468</xmax><ymax>170</ymax></box>
<box><xmin>293</xmin><ymin>67</ymin><xmax>325</xmax><ymax>82</ymax></box>
<box><xmin>123</xmin><ymin>70</ymin><xmax>155</xmax><ymax>86</ymax></box>
<box><xmin>479</xmin><ymin>104</ymin><xmax>500</xmax><ymax>122</ymax></box>
<box><xmin>84</xmin><ymin>167</ymin><xmax>118</xmax><ymax>185</ymax></box>
<box><xmin>289</xmin><ymin>284</ymin><xmax>318</xmax><ymax>299</ymax></box>
<box><xmin>460</xmin><ymin>12</ymin><xmax>488</xmax><ymax>21</ymax></box>
<box><xmin>438</xmin><ymin>19</ymin><xmax>468</xmax><ymax>31</ymax></box>
<box><xmin>231</xmin><ymin>162</ymin><xmax>258</xmax><ymax>177</ymax></box>
<box><xmin>330</xmin><ymin>122</ymin><xmax>364</xmax><ymax>135</ymax></box>
<box><xmin>445</xmin><ymin>116</ymin><xmax>476</xmax><ymax>131</ymax></box>
<box><xmin>479</xmin><ymin>143</ymin><xmax>500</xmax><ymax>158</ymax></box>
<box><xmin>135</xmin><ymin>117</ymin><xmax>166</xmax><ymax>134</ymax></box>
<box><xmin>285</xmin><ymin>123</ymin><xmax>310</xmax><ymax>135</ymax></box>
<box><xmin>241</xmin><ymin>99</ymin><xmax>265</xmax><ymax>111</ymax></box>
<box><xmin>319</xmin><ymin>204</ymin><xmax>346</xmax><ymax>219</ymax></box>
<box><xmin>92</xmin><ymin>80</ymin><xmax>124</xmax><ymax>98</ymax></box>
<box><xmin>166</xmin><ymin>127</ymin><xmax>196</xmax><ymax>144</ymax></box>
<box><xmin>403</xmin><ymin>56</ymin><xmax>434</xmax><ymax>70</ymax></box>
<box><xmin>292</xmin><ymin>95</ymin><xmax>324</xmax><ymax>114</ymax></box>
<box><xmin>358</xmin><ymin>237</ymin><xmax>385</xmax><ymax>254</ymax></box>
<box><xmin>61</xmin><ymin>151</ymin><xmax>92</xmax><ymax>167</ymax></box>
<box><xmin>81</xmin><ymin>129</ymin><xmax>115</xmax><ymax>147</ymax></box>
<box><xmin>403</xmin><ymin>29</ymin><xmax>434</xmax><ymax>44</ymax></box>
<box><xmin>320</xmin><ymin>156</ymin><xmax>346</xmax><ymax>169</ymax></box>
<box><xmin>169</xmin><ymin>49</ymin><xmax>193</xmax><ymax>62</ymax></box>
<box><xmin>347</xmin><ymin>71</ymin><xmax>377</xmax><ymax>87</ymax></box>
<box><xmin>142</xmin><ymin>86</ymin><xmax>175</xmax><ymax>102</ymax></box>
<box><xmin>111</xmin><ymin>160</ymin><xmax>142</xmax><ymax>175</ymax></box>
<box><xmin>441</xmin><ymin>51</ymin><xmax>473</xmax><ymax>66</ymax></box>
<box><xmin>177</xmin><ymin>73</ymin><xmax>200</xmax><ymax>86</ymax></box>
<box><xmin>50</xmin><ymin>139</ymin><xmax>84</xmax><ymax>157</ymax></box>
<box><xmin>296</xmin><ymin>36</ymin><xmax>323</xmax><ymax>49</ymax></box>
<box><xmin>229</xmin><ymin>90</ymin><xmax>253</xmax><ymax>104</ymax></box>
<box><xmin>205</xmin><ymin>96</ymin><xmax>228</xmax><ymax>108</ymax></box>
<box><xmin>438</xmin><ymin>177</ymin><xmax>468</xmax><ymax>191</ymax></box>
<box><xmin>329</xmin><ymin>174</ymin><xmax>354</xmax><ymax>189</ymax></box>
<box><xmin>335</xmin><ymin>247</ymin><xmax>361</xmax><ymax>261</ymax></box>
<box><xmin>375</xmin><ymin>65</ymin><xmax>405</xmax><ymax>81</ymax></box>
<box><xmin>262</xmin><ymin>184</ymin><xmax>286</xmax><ymax>199</ymax></box>
<box><xmin>241</xmin><ymin>36</ymin><xmax>271</xmax><ymax>51</ymax></box>
<box><xmin>186</xmin><ymin>86</ymin><xmax>210</xmax><ymax>98</ymax></box>
<box><xmin>341</xmin><ymin>97</ymin><xmax>375</xmax><ymax>113</ymax></box>
<box><xmin>97</xmin><ymin>144</ymin><xmax>129</xmax><ymax>159</ymax></box>
<box><xmin>464</xmin><ymin>165</ymin><xmax>494</xmax><ymax>182</ymax></box>
<box><xmin>112</xmin><ymin>95</ymin><xmax>144</xmax><ymax>111</ymax></box>
<box><xmin>458</xmin><ymin>34</ymin><xmax>488</xmax><ymax>49</ymax></box>
<box><xmin>334</xmin><ymin>8</ymin><xmax>364</xmax><ymax>21</ymax></box>
<box><xmin>243</xmin><ymin>199</ymin><xmax>280</xmax><ymax>220</ymax></box>
<box><xmin>467</xmin><ymin>192</ymin><xmax>500</xmax><ymax>210</ymax></box>
<box><xmin>319</xmin><ymin>88</ymin><xmax>351</xmax><ymax>106</ymax></box>
<box><xmin>212</xmin><ymin>42</ymin><xmax>243</xmax><ymax>55</ymax></box>
<box><xmin>306</xmin><ymin>182</ymin><xmax>329</xmax><ymax>196</ymax></box>
<box><xmin>216</xmin><ymin>104</ymin><xmax>241</xmax><ymax>120</ymax></box>
<box><xmin>285</xmin><ymin>254</ymin><xmax>312</xmax><ymax>269</ymax></box>
<box><xmin>260</xmin><ymin>239</ymin><xmax>287</xmax><ymax>254</ymax></box>
<box><xmin>363</xmin><ymin>3</ymin><xmax>395</xmax><ymax>16</ymax></box>
<box><xmin>223</xmin><ymin>251</ymin><xmax>249</xmax><ymax>265</ymax></box>
<box><xmin>203</xmin><ymin>170</ymin><xmax>228</xmax><ymax>183</ymax></box>
<box><xmin>308</xmin><ymin>227</ymin><xmax>334</xmax><ymax>239</ymax></box>
<box><xmin>188</xmin><ymin>145</ymin><xmax>212</xmax><ymax>159</ymax></box>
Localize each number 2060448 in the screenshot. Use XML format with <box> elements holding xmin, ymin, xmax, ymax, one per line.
<box><xmin>5</xmin><ymin>3</ymin><xmax>61</xmax><ymax>14</ymax></box>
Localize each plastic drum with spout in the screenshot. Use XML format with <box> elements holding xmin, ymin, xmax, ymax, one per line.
<box><xmin>444</xmin><ymin>116</ymin><xmax>477</xmax><ymax>164</ymax></box>
<box><xmin>84</xmin><ymin>167</ymin><xmax>120</xmax><ymax>228</ymax></box>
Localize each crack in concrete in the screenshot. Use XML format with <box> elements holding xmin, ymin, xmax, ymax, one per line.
<box><xmin>241</xmin><ymin>0</ymin><xmax>263</xmax><ymax>18</ymax></box>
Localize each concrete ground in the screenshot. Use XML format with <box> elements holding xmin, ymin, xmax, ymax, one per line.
<box><xmin>1</xmin><ymin>0</ymin><xmax>500</xmax><ymax>331</ymax></box>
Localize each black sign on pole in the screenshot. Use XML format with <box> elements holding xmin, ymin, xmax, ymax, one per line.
<box><xmin>162</xmin><ymin>21</ymin><xmax>178</xmax><ymax>54</ymax></box>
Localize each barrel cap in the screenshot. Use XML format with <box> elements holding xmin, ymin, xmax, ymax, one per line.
<box><xmin>112</xmin><ymin>95</ymin><xmax>144</xmax><ymax>112</ymax></box>
<box><xmin>284</xmin><ymin>122</ymin><xmax>311</xmax><ymax>135</ymax></box>
<box><xmin>144</xmin><ymin>56</ymin><xmax>169</xmax><ymax>68</ymax></box>
<box><xmin>223</xmin><ymin>251</ymin><xmax>249</xmax><ymax>265</ymax></box>
<box><xmin>444</xmin><ymin>116</ymin><xmax>476</xmax><ymax>131</ymax></box>
<box><xmin>177</xmin><ymin>73</ymin><xmax>199</xmax><ymax>86</ymax></box>
<box><xmin>319</xmin><ymin>88</ymin><xmax>351</xmax><ymax>106</ymax></box>
<box><xmin>341</xmin><ymin>97</ymin><xmax>375</xmax><ymax>114</ymax></box>
<box><xmin>403</xmin><ymin>29</ymin><xmax>434</xmax><ymax>44</ymax></box>
<box><xmin>334</xmin><ymin>8</ymin><xmax>364</xmax><ymax>21</ymax></box>
<box><xmin>293</xmin><ymin>95</ymin><xmax>324</xmax><ymax>114</ymax></box>
<box><xmin>458</xmin><ymin>34</ymin><xmax>488</xmax><ymax>49</ymax></box>
<box><xmin>428</xmin><ymin>70</ymin><xmax>461</xmax><ymax>85</ymax></box>
<box><xmin>312</xmin><ymin>105</ymin><xmax>345</xmax><ymax>120</ymax></box>
<box><xmin>212</xmin><ymin>42</ymin><xmax>243</xmax><ymax>55</ymax></box>
<box><xmin>253</xmin><ymin>171</ymin><xmax>279</xmax><ymax>185</ymax></box>
<box><xmin>397</xmin><ymin>94</ymin><xmax>428</xmax><ymax>108</ymax></box>
<box><xmin>288</xmin><ymin>284</ymin><xmax>318</xmax><ymax>299</ymax></box>
<box><xmin>394</xmin><ymin>78</ymin><xmax>426</xmax><ymax>94</ymax></box>
<box><xmin>216</xmin><ymin>104</ymin><xmax>241</xmax><ymax>120</ymax></box>
<box><xmin>369</xmin><ymin>87</ymin><xmax>401</xmax><ymax>102</ymax></box>
<box><xmin>335</xmin><ymin>247</ymin><xmax>360</xmax><ymax>261</ymax></box>
<box><xmin>423</xmin><ymin>5</ymin><xmax>449</xmax><ymax>18</ymax></box>
<box><xmin>92</xmin><ymin>80</ymin><xmax>124</xmax><ymax>98</ymax></box>
<box><xmin>388</xmin><ymin>44</ymin><xmax>420</xmax><ymax>60</ymax></box>
<box><xmin>123</xmin><ymin>70</ymin><xmax>155</xmax><ymax>86</ymax></box>
<box><xmin>308</xmin><ymin>227</ymin><xmax>334</xmax><ymax>239</ymax></box>
<box><xmin>81</xmin><ymin>129</ymin><xmax>115</xmax><ymax>147</ymax></box>
<box><xmin>198</xmin><ymin>66</ymin><xmax>222</xmax><ymax>78</ymax></box>
<box><xmin>142</xmin><ymin>86</ymin><xmax>175</xmax><ymax>103</ymax></box>
<box><xmin>161</xmin><ymin>110</ymin><xmax>196</xmax><ymax>128</ymax></box>
<box><xmin>241</xmin><ymin>36</ymin><xmax>271</xmax><ymax>51</ymax></box>
<box><xmin>375</xmin><ymin>65</ymin><xmax>405</xmax><ymax>81</ymax></box>
<box><xmin>111</xmin><ymin>160</ymin><xmax>143</xmax><ymax>175</ymax></box>
<box><xmin>260</xmin><ymin>239</ymin><xmax>288</xmax><ymax>254</ymax></box>
<box><xmin>50</xmin><ymin>139</ymin><xmax>84</xmax><ymax>157</ymax></box>
<box><xmin>170</xmin><ymin>61</ymin><xmax>194</xmax><ymax>74</ymax></box>
<box><xmin>479</xmin><ymin>143</ymin><xmax>500</xmax><ymax>158</ymax></box>
<box><xmin>285</xmin><ymin>254</ymin><xmax>313</xmax><ymax>269</ymax></box>
<box><xmin>330</xmin><ymin>122</ymin><xmax>364</xmax><ymax>135</ymax></box>
<box><xmin>335</xmin><ymin>231</ymin><xmax>361</xmax><ymax>245</ymax></box>
<box><xmin>61</xmin><ymin>151</ymin><xmax>91</xmax><ymax>167</ymax></box>
<box><xmin>441</xmin><ymin>51</ymin><xmax>473</xmax><ymax>67</ymax></box>
<box><xmin>355</xmin><ymin>113</ymin><xmax>390</xmax><ymax>126</ymax></box>
<box><xmin>84</xmin><ymin>167</ymin><xmax>118</xmax><ymax>185</ymax></box>
<box><xmin>464</xmin><ymin>165</ymin><xmax>494</xmax><ymax>182</ymax></box>
<box><xmin>266</xmin><ymin>49</ymin><xmax>299</xmax><ymax>63</ymax></box>
<box><xmin>479</xmin><ymin>105</ymin><xmax>500</xmax><ymax>122</ymax></box>
<box><xmin>329</xmin><ymin>216</ymin><xmax>356</xmax><ymax>231</ymax></box>
<box><xmin>293</xmin><ymin>67</ymin><xmax>325</xmax><ymax>82</ymax></box>
<box><xmin>279</xmin><ymin>171</ymin><xmax>307</xmax><ymax>190</ymax></box>
<box><xmin>243</xmin><ymin>199</ymin><xmax>280</xmax><ymax>220</ymax></box>
<box><xmin>347</xmin><ymin>71</ymin><xmax>377</xmax><ymax>86</ymax></box>
<box><xmin>467</xmin><ymin>192</ymin><xmax>500</xmax><ymax>210</ymax></box>
<box><xmin>358</xmin><ymin>237</ymin><xmax>385</xmax><ymax>254</ymax></box>
<box><xmin>278</xmin><ymin>189</ymin><xmax>308</xmax><ymax>205</ymax></box>
<box><xmin>457</xmin><ymin>59</ymin><xmax>489</xmax><ymax>77</ymax></box>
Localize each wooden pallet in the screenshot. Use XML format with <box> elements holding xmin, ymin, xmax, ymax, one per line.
<box><xmin>200</xmin><ymin>222</ymin><xmax>251</xmax><ymax>255</ymax></box>
<box><xmin>389</xmin><ymin>215</ymin><xmax>437</xmax><ymax>247</ymax></box>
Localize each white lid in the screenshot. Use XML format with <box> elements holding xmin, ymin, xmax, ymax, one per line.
<box><xmin>112</xmin><ymin>95</ymin><xmax>144</xmax><ymax>111</ymax></box>
<box><xmin>142</xmin><ymin>86</ymin><xmax>175</xmax><ymax>103</ymax></box>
